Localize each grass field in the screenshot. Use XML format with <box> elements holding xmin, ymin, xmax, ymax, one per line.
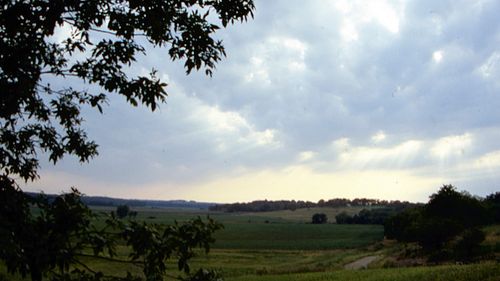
<box><xmin>2</xmin><ymin>207</ymin><xmax>499</xmax><ymax>281</ymax></box>
<box><xmin>90</xmin><ymin>206</ymin><xmax>385</xmax><ymax>250</ymax></box>
<box><xmin>228</xmin><ymin>262</ymin><xmax>500</xmax><ymax>281</ymax></box>
<box><xmin>241</xmin><ymin>206</ymin><xmax>373</xmax><ymax>223</ymax></box>
<box><xmin>213</xmin><ymin>223</ymin><xmax>383</xmax><ymax>250</ymax></box>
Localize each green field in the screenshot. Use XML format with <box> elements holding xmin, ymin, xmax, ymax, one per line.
<box><xmin>213</xmin><ymin>223</ymin><xmax>383</xmax><ymax>250</ymax></box>
<box><xmin>229</xmin><ymin>262</ymin><xmax>500</xmax><ymax>281</ymax></box>
<box><xmin>241</xmin><ymin>206</ymin><xmax>373</xmax><ymax>223</ymax></box>
<box><xmin>2</xmin><ymin>207</ymin><xmax>499</xmax><ymax>281</ymax></box>
<box><xmin>90</xmin><ymin>206</ymin><xmax>384</xmax><ymax>250</ymax></box>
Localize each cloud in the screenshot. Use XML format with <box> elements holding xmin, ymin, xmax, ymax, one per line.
<box><xmin>371</xmin><ymin>131</ymin><xmax>387</xmax><ymax>143</ymax></box>
<box><xmin>26</xmin><ymin>0</ymin><xmax>500</xmax><ymax>201</ymax></box>
<box><xmin>182</xmin><ymin>165</ymin><xmax>444</xmax><ymax>203</ymax></box>
<box><xmin>430</xmin><ymin>133</ymin><xmax>472</xmax><ymax>159</ymax></box>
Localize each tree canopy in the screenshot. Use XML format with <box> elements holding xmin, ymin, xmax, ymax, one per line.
<box><xmin>384</xmin><ymin>185</ymin><xmax>494</xmax><ymax>262</ymax></box>
<box><xmin>0</xmin><ymin>1</ymin><xmax>255</xmax><ymax>280</ymax></box>
<box><xmin>0</xmin><ymin>0</ymin><xmax>254</xmax><ymax>182</ymax></box>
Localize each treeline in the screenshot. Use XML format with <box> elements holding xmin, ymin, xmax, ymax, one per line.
<box><xmin>384</xmin><ymin>185</ymin><xmax>500</xmax><ymax>262</ymax></box>
<box><xmin>209</xmin><ymin>198</ymin><xmax>416</xmax><ymax>212</ymax></box>
<box><xmin>335</xmin><ymin>207</ymin><xmax>415</xmax><ymax>225</ymax></box>
<box><xmin>25</xmin><ymin>192</ymin><xmax>215</xmax><ymax>209</ymax></box>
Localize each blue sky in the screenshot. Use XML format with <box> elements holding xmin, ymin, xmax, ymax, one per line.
<box><xmin>26</xmin><ymin>0</ymin><xmax>500</xmax><ymax>203</ymax></box>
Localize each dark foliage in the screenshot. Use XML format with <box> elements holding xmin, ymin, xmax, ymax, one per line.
<box><xmin>484</xmin><ymin>192</ymin><xmax>500</xmax><ymax>223</ymax></box>
<box><xmin>26</xmin><ymin>192</ymin><xmax>215</xmax><ymax>209</ymax></box>
<box><xmin>311</xmin><ymin>213</ymin><xmax>327</xmax><ymax>224</ymax></box>
<box><xmin>384</xmin><ymin>185</ymin><xmax>494</xmax><ymax>262</ymax></box>
<box><xmin>384</xmin><ymin>206</ymin><xmax>424</xmax><ymax>243</ymax></box>
<box><xmin>210</xmin><ymin>198</ymin><xmax>416</xmax><ymax>213</ymax></box>
<box><xmin>0</xmin><ymin>176</ymin><xmax>223</xmax><ymax>281</ymax></box>
<box><xmin>0</xmin><ymin>1</ymin><xmax>255</xmax><ymax>280</ymax></box>
<box><xmin>452</xmin><ymin>228</ymin><xmax>486</xmax><ymax>262</ymax></box>
<box><xmin>116</xmin><ymin>204</ymin><xmax>130</xmax><ymax>218</ymax></box>
<box><xmin>0</xmin><ymin>0</ymin><xmax>254</xmax><ymax>182</ymax></box>
<box><xmin>335</xmin><ymin>207</ymin><xmax>410</xmax><ymax>225</ymax></box>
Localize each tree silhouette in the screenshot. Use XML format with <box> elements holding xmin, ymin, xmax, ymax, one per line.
<box><xmin>312</xmin><ymin>213</ymin><xmax>327</xmax><ymax>224</ymax></box>
<box><xmin>0</xmin><ymin>1</ymin><xmax>254</xmax><ymax>280</ymax></box>
<box><xmin>384</xmin><ymin>185</ymin><xmax>490</xmax><ymax>261</ymax></box>
<box><xmin>1</xmin><ymin>0</ymin><xmax>254</xmax><ymax>182</ymax></box>
<box><xmin>116</xmin><ymin>204</ymin><xmax>130</xmax><ymax>219</ymax></box>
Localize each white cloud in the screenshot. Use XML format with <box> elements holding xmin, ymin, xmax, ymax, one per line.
<box><xmin>371</xmin><ymin>131</ymin><xmax>387</xmax><ymax>143</ymax></box>
<box><xmin>335</xmin><ymin>139</ymin><xmax>423</xmax><ymax>169</ymax></box>
<box><xmin>341</xmin><ymin>20</ymin><xmax>359</xmax><ymax>42</ymax></box>
<box><xmin>478</xmin><ymin>51</ymin><xmax>500</xmax><ymax>78</ymax></box>
<box><xmin>472</xmin><ymin>150</ymin><xmax>500</xmax><ymax>169</ymax></box>
<box><xmin>186</xmin><ymin>97</ymin><xmax>281</xmax><ymax>151</ymax></box>
<box><xmin>336</xmin><ymin>0</ymin><xmax>402</xmax><ymax>43</ymax></box>
<box><xmin>187</xmin><ymin>165</ymin><xmax>443</xmax><ymax>203</ymax></box>
<box><xmin>297</xmin><ymin>151</ymin><xmax>316</xmax><ymax>162</ymax></box>
<box><xmin>244</xmin><ymin>36</ymin><xmax>308</xmax><ymax>83</ymax></box>
<box><xmin>27</xmin><ymin>0</ymin><xmax>500</xmax><ymax>201</ymax></box>
<box><xmin>432</xmin><ymin>50</ymin><xmax>444</xmax><ymax>63</ymax></box>
<box><xmin>431</xmin><ymin>133</ymin><xmax>472</xmax><ymax>159</ymax></box>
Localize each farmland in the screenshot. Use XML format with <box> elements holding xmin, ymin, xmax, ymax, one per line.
<box><xmin>1</xmin><ymin>206</ymin><xmax>499</xmax><ymax>281</ymax></box>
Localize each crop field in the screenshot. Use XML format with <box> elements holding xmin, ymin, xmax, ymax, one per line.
<box><xmin>240</xmin><ymin>206</ymin><xmax>373</xmax><ymax>223</ymax></box>
<box><xmin>213</xmin><ymin>223</ymin><xmax>383</xmax><ymax>250</ymax></box>
<box><xmin>90</xmin><ymin>206</ymin><xmax>384</xmax><ymax>250</ymax></box>
<box><xmin>2</xmin><ymin>207</ymin><xmax>499</xmax><ymax>281</ymax></box>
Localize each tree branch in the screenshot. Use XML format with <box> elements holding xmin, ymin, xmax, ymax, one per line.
<box><xmin>75</xmin><ymin>253</ymin><xmax>142</xmax><ymax>266</ymax></box>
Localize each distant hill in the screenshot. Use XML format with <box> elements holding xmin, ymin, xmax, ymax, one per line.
<box><xmin>25</xmin><ymin>192</ymin><xmax>216</xmax><ymax>209</ymax></box>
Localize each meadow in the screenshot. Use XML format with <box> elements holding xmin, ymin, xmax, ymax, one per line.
<box><xmin>2</xmin><ymin>206</ymin><xmax>499</xmax><ymax>281</ymax></box>
<box><xmin>229</xmin><ymin>262</ymin><xmax>500</xmax><ymax>281</ymax></box>
<box><xmin>93</xmin><ymin>206</ymin><xmax>500</xmax><ymax>280</ymax></box>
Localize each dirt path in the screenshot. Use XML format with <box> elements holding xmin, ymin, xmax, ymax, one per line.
<box><xmin>344</xmin><ymin>255</ymin><xmax>379</xmax><ymax>270</ymax></box>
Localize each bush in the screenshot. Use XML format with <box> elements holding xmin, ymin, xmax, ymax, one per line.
<box><xmin>312</xmin><ymin>213</ymin><xmax>327</xmax><ymax>224</ymax></box>
<box><xmin>116</xmin><ymin>205</ymin><xmax>130</xmax><ymax>219</ymax></box>
<box><xmin>453</xmin><ymin>228</ymin><xmax>486</xmax><ymax>262</ymax></box>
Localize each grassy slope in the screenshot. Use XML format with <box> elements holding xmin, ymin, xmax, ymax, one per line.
<box><xmin>229</xmin><ymin>263</ymin><xmax>500</xmax><ymax>281</ymax></box>
<box><xmin>189</xmin><ymin>249</ymin><xmax>370</xmax><ymax>278</ymax></box>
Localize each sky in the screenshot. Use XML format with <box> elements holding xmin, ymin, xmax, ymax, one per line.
<box><xmin>25</xmin><ymin>0</ymin><xmax>500</xmax><ymax>203</ymax></box>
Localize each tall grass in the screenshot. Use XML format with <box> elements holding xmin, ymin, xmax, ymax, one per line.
<box><xmin>229</xmin><ymin>262</ymin><xmax>500</xmax><ymax>281</ymax></box>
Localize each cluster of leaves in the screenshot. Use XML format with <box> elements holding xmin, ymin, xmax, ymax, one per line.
<box><xmin>0</xmin><ymin>175</ymin><xmax>223</xmax><ymax>281</ymax></box>
<box><xmin>0</xmin><ymin>0</ymin><xmax>254</xmax><ymax>182</ymax></box>
<box><xmin>1</xmin><ymin>1</ymin><xmax>255</xmax><ymax>281</ymax></box>
<box><xmin>384</xmin><ymin>185</ymin><xmax>498</xmax><ymax>262</ymax></box>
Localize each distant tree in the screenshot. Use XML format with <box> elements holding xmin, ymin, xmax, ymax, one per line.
<box><xmin>426</xmin><ymin>185</ymin><xmax>489</xmax><ymax>227</ymax></box>
<box><xmin>312</xmin><ymin>213</ymin><xmax>327</xmax><ymax>224</ymax></box>
<box><xmin>337</xmin><ymin>208</ymin><xmax>401</xmax><ymax>225</ymax></box>
<box><xmin>335</xmin><ymin>212</ymin><xmax>353</xmax><ymax>224</ymax></box>
<box><xmin>209</xmin><ymin>198</ymin><xmax>417</xmax><ymax>212</ymax></box>
<box><xmin>116</xmin><ymin>204</ymin><xmax>130</xmax><ymax>219</ymax></box>
<box><xmin>129</xmin><ymin>210</ymin><xmax>138</xmax><ymax>218</ymax></box>
<box><xmin>384</xmin><ymin>206</ymin><xmax>424</xmax><ymax>242</ymax></box>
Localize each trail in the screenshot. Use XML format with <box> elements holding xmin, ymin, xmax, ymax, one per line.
<box><xmin>344</xmin><ymin>255</ymin><xmax>379</xmax><ymax>270</ymax></box>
